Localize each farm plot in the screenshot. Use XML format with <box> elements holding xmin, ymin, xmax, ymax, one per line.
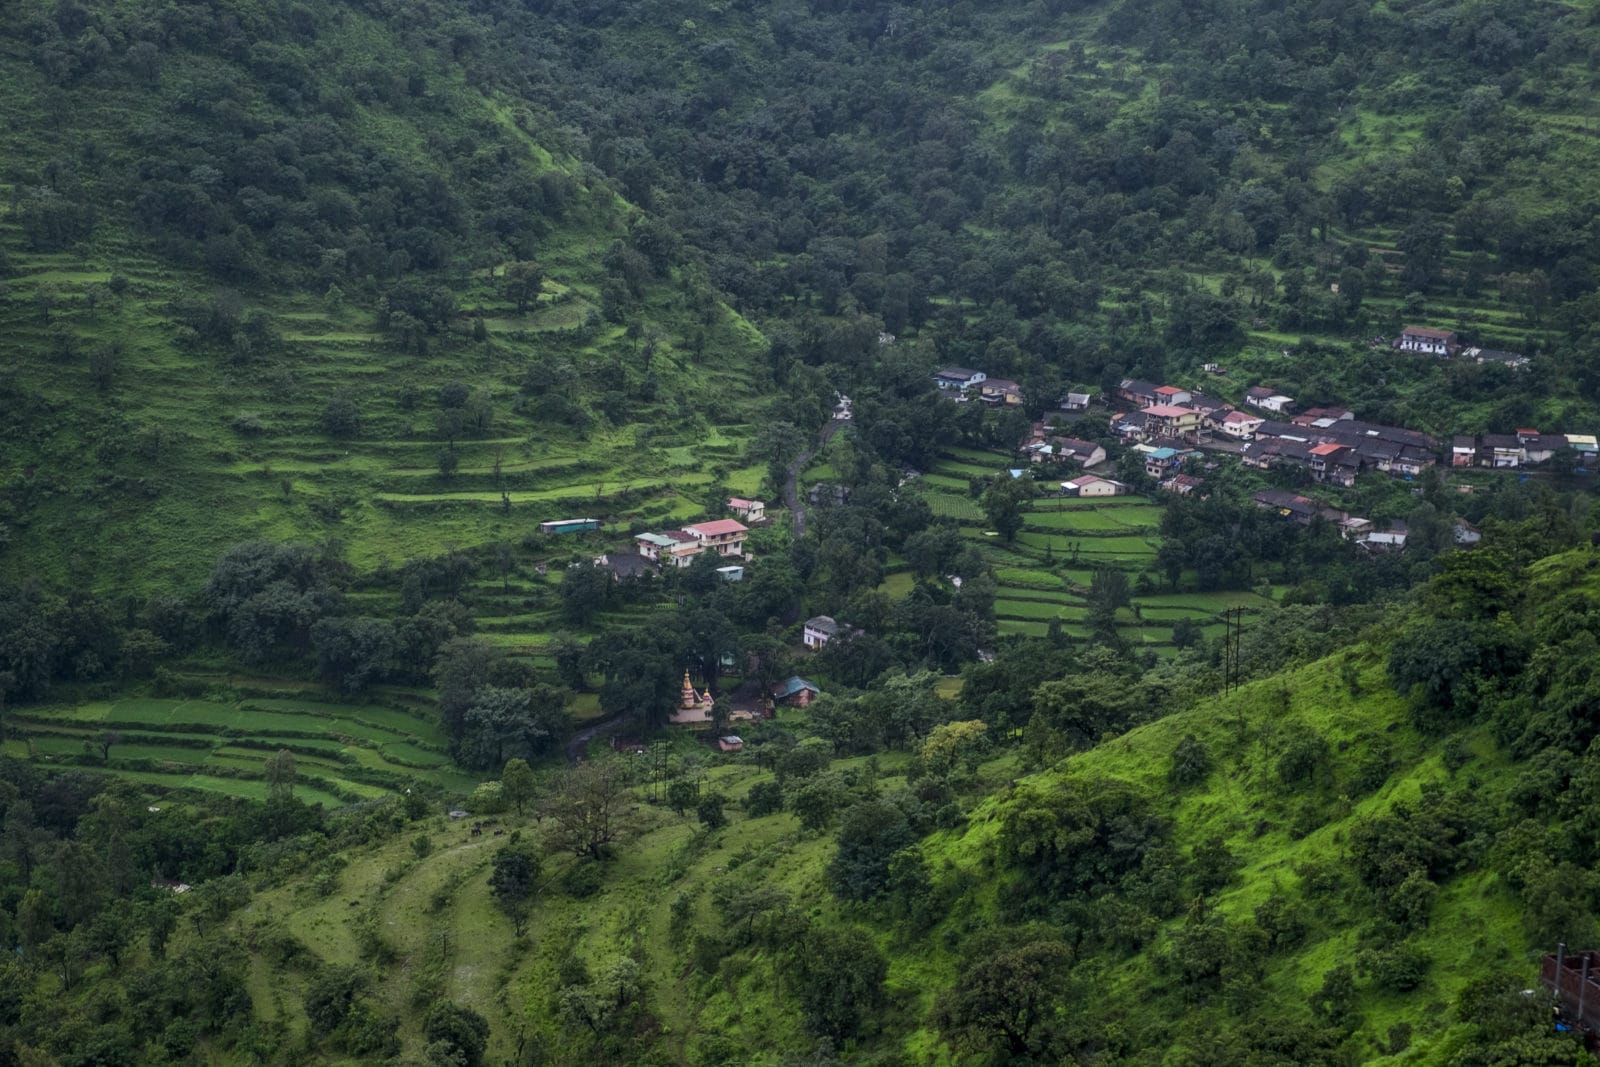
<box><xmin>10</xmin><ymin>693</ymin><xmax>477</xmax><ymax>806</ymax></box>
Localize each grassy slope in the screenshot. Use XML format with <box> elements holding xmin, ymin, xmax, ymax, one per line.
<box><xmin>0</xmin><ymin>6</ymin><xmax>767</xmax><ymax>598</ymax></box>
<box><xmin>222</xmin><ymin>566</ymin><xmax>1572</xmax><ymax>1064</ymax></box>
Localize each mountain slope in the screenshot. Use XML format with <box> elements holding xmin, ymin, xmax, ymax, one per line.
<box><xmin>0</xmin><ymin>0</ymin><xmax>772</xmax><ymax>594</ymax></box>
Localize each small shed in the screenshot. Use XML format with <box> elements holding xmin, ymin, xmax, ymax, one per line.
<box><xmin>717</xmin><ymin>736</ymin><xmax>744</xmax><ymax>753</ymax></box>
<box><xmin>539</xmin><ymin>518</ymin><xmax>601</xmax><ymax>535</ymax></box>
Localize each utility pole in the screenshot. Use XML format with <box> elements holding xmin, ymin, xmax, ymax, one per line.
<box><xmin>1221</xmin><ymin>607</ymin><xmax>1245</xmax><ymax>694</ymax></box>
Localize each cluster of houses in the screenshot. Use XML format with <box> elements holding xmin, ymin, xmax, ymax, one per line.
<box><xmin>584</xmin><ymin>498</ymin><xmax>768</xmax><ymax>580</ymax></box>
<box><xmin>1394</xmin><ymin>326</ymin><xmax>1530</xmax><ymax>368</ymax></box>
<box><xmin>1102</xmin><ymin>366</ymin><xmax>1596</xmax><ymax>486</ymax></box>
<box><xmin>1451</xmin><ymin>429</ymin><xmax>1599</xmax><ymax>469</ymax></box>
<box><xmin>933</xmin><ymin>366</ymin><xmax>1025</xmax><ymax>405</ymax></box>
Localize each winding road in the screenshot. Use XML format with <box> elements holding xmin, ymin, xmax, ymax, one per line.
<box><xmin>783</xmin><ymin>417</ymin><xmax>846</xmax><ymax>538</ymax></box>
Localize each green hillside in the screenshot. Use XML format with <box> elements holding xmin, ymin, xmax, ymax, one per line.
<box><xmin>5</xmin><ymin>532</ymin><xmax>1597</xmax><ymax>1064</ymax></box>
<box><xmin>7</xmin><ymin>0</ymin><xmax>1600</xmax><ymax>1062</ymax></box>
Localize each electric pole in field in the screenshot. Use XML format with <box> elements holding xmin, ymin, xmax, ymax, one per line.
<box><xmin>1221</xmin><ymin>607</ymin><xmax>1245</xmax><ymax>694</ymax></box>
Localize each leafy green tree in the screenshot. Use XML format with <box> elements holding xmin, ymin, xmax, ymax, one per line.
<box><xmin>744</xmin><ymin>780</ymin><xmax>783</xmax><ymax>817</ymax></box>
<box><xmin>697</xmin><ymin>791</ymin><xmax>728</xmax><ymax>830</ymax></box>
<box><xmin>666</xmin><ymin>778</ymin><xmax>698</xmax><ymax>816</ymax></box>
<box><xmin>788</xmin><ymin>925</ymin><xmax>887</xmax><ymax>1042</ymax></box>
<box><xmin>504</xmin><ymin>260</ymin><xmax>545</xmax><ymax>313</ymax></box>
<box><xmin>829</xmin><ymin>799</ymin><xmax>914</xmax><ymax>900</ymax></box>
<box><xmin>320</xmin><ymin>393</ymin><xmax>361</xmax><ymax>438</ymax></box>
<box><xmin>933</xmin><ymin>928</ymin><xmax>1071</xmax><ymax>1057</ymax></box>
<box><xmin>791</xmin><ymin>777</ymin><xmax>844</xmax><ymax>833</ymax></box>
<box><xmin>424</xmin><ymin>1002</ymin><xmax>490</xmax><ymax>1067</ymax></box>
<box><xmin>489</xmin><ymin>844</ymin><xmax>540</xmax><ymax>936</ymax></box>
<box><xmin>559</xmin><ymin>561</ymin><xmax>612</xmax><ymax>626</ymax></box>
<box><xmin>310</xmin><ymin>616</ymin><xmax>396</xmax><ymax>694</ymax></box>
<box><xmin>502</xmin><ymin>757</ymin><xmax>538</xmax><ymax>814</ymax></box>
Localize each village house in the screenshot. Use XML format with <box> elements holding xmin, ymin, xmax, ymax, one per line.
<box><xmin>1059</xmin><ymin>391</ymin><xmax>1093</xmax><ymax>412</ymax></box>
<box><xmin>1397</xmin><ymin>326</ymin><xmax>1460</xmax><ymax>356</ymax></box>
<box><xmin>716</xmin><ymin>565</ymin><xmax>745</xmax><ymax>582</ymax></box>
<box><xmin>1252</xmin><ymin>489</ymin><xmax>1320</xmax><ymax>524</ymax></box>
<box><xmin>1294</xmin><ymin>406</ymin><xmax>1354</xmax><ymax>424</ymax></box>
<box><xmin>803</xmin><ymin>615</ymin><xmax>841</xmax><ymax>649</ymax></box>
<box><xmin>1568</xmin><ymin>435</ymin><xmax>1599</xmax><ymax>466</ymax></box>
<box><xmin>979</xmin><ymin>378</ymin><xmax>1024</xmax><ymax>405</ymax></box>
<box><xmin>682</xmin><ymin>518</ymin><xmax>751</xmax><ymax>559</ymax></box>
<box><xmin>1360</xmin><ymin>521</ymin><xmax>1410</xmax><ymax>552</ymax></box>
<box><xmin>1308</xmin><ymin>443</ymin><xmax>1360</xmax><ymax>487</ymax></box>
<box><xmin>1161</xmin><ymin>473</ymin><xmax>1206</xmax><ymax>496</ymax></box>
<box><xmin>1152</xmin><ymin>385</ymin><xmax>1192</xmax><ymax>405</ymax></box>
<box><xmin>717</xmin><ymin>736</ymin><xmax>744</xmax><ymax>752</ymax></box>
<box><xmin>1139</xmin><ymin>403</ymin><xmax>1205</xmax><ymax>440</ymax></box>
<box><xmin>1183</xmin><ymin>393</ymin><xmax>1231</xmax><ymax>418</ymax></box>
<box><xmin>593</xmin><ymin>552</ymin><xmax>656</xmax><ymax>580</ymax></box>
<box><xmin>1117</xmin><ymin>379</ymin><xmax>1162</xmax><ymax>407</ymax></box>
<box><xmin>1054</xmin><ymin>437</ymin><xmax>1106</xmax><ymax>466</ymax></box>
<box><xmin>1061</xmin><ymin>474</ymin><xmax>1124</xmax><ymax>497</ymax></box>
<box><xmin>1451</xmin><ymin>436</ymin><xmax>1476</xmax><ymax>468</ymax></box>
<box><xmin>933</xmin><ymin>366</ymin><xmax>986</xmax><ymax>393</ymax></box>
<box><xmin>1464</xmin><ymin>347</ymin><xmax>1530</xmax><ymax>370</ymax></box>
<box><xmin>1140</xmin><ymin>445</ymin><xmax>1188</xmax><ymax>479</ymax></box>
<box><xmin>1481</xmin><ymin>434</ymin><xmax>1524</xmax><ymax>468</ymax></box>
<box><xmin>1109</xmin><ymin>411</ymin><xmax>1150</xmax><ymax>441</ymax></box>
<box><xmin>726</xmin><ymin>497</ymin><xmax>766</xmax><ymax>523</ymax></box>
<box><xmin>772</xmin><ymin>676</ymin><xmax>821</xmax><ymax>708</ymax></box>
<box><xmin>1519</xmin><ymin>430</ymin><xmax>1567</xmax><ymax>465</ymax></box>
<box><xmin>635</xmin><ymin>530</ymin><xmax>703</xmax><ymax>567</ymax></box>
<box><xmin>1244</xmin><ymin>386</ymin><xmax>1295</xmax><ymax>413</ymax></box>
<box><xmin>1212</xmin><ymin>409</ymin><xmax>1264</xmax><ymax>440</ymax></box>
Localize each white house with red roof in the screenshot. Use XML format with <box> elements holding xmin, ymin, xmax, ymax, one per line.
<box><xmin>682</xmin><ymin>518</ymin><xmax>751</xmax><ymax>559</ymax></box>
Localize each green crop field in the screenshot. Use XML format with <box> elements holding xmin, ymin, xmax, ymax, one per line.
<box><xmin>9</xmin><ymin>689</ymin><xmax>479</xmax><ymax>804</ymax></box>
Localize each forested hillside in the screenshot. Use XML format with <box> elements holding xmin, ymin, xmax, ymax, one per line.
<box><xmin>5</xmin><ymin>0</ymin><xmax>1600</xmax><ymax>1062</ymax></box>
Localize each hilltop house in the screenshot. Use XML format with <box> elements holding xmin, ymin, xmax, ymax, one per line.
<box><xmin>1140</xmin><ymin>404</ymin><xmax>1204</xmax><ymax>440</ymax></box>
<box><xmin>1212</xmin><ymin>409</ymin><xmax>1264</xmax><ymax>440</ymax></box>
<box><xmin>1060</xmin><ymin>391</ymin><xmax>1093</xmax><ymax>412</ymax></box>
<box><xmin>727</xmin><ymin>497</ymin><xmax>766</xmax><ymax>523</ymax></box>
<box><xmin>1161</xmin><ymin>473</ymin><xmax>1206</xmax><ymax>496</ymax></box>
<box><xmin>1465</xmin><ymin>347</ymin><xmax>1530</xmax><ymax>370</ymax></box>
<box><xmin>933</xmin><ymin>367</ymin><xmax>986</xmax><ymax>393</ymax></box>
<box><xmin>1244</xmin><ymin>386</ymin><xmax>1295</xmax><ymax>413</ymax></box>
<box><xmin>635</xmin><ymin>530</ymin><xmax>703</xmax><ymax>567</ymax></box>
<box><xmin>593</xmin><ymin>552</ymin><xmax>656</xmax><ymax>580</ymax></box>
<box><xmin>1118</xmin><ymin>379</ymin><xmax>1162</xmax><ymax>407</ymax></box>
<box><xmin>1061</xmin><ymin>474</ymin><xmax>1124</xmax><ymax>497</ymax></box>
<box><xmin>803</xmin><ymin>615</ymin><xmax>841</xmax><ymax>648</ymax></box>
<box><xmin>1397</xmin><ymin>326</ymin><xmax>1460</xmax><ymax>356</ymax></box>
<box><xmin>772</xmin><ymin>676</ymin><xmax>821</xmax><ymax>708</ymax></box>
<box><xmin>980</xmin><ymin>378</ymin><xmax>1024</xmax><ymax>405</ymax></box>
<box><xmin>682</xmin><ymin>518</ymin><xmax>750</xmax><ymax>559</ymax></box>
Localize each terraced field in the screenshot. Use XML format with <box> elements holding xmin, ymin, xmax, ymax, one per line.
<box><xmin>914</xmin><ymin>447</ymin><xmax>1279</xmax><ymax>651</ymax></box>
<box><xmin>4</xmin><ymin>689</ymin><xmax>481</xmax><ymax>807</ymax></box>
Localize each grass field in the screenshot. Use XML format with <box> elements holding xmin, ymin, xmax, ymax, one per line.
<box><xmin>8</xmin><ymin>689</ymin><xmax>482</xmax><ymax>804</ymax></box>
<box><xmin>913</xmin><ymin>446</ymin><xmax>1277</xmax><ymax>649</ymax></box>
